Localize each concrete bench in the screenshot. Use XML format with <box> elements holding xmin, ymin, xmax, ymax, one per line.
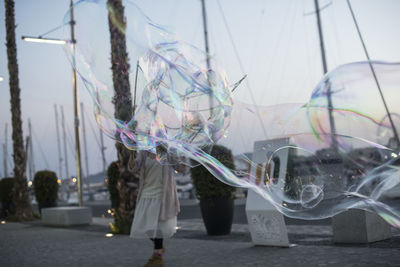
<box><xmin>41</xmin><ymin>207</ymin><xmax>92</xmax><ymax>227</ymax></box>
<box><xmin>332</xmin><ymin>209</ymin><xmax>392</xmax><ymax>243</ymax></box>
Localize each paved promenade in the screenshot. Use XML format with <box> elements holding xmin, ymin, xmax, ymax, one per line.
<box><xmin>1</xmin><ymin>216</ymin><xmax>400</xmax><ymax>267</ymax></box>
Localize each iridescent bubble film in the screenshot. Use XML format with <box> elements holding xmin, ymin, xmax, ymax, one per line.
<box><xmin>64</xmin><ymin>0</ymin><xmax>400</xmax><ymax>227</ymax></box>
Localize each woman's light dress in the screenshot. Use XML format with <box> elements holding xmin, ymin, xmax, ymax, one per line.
<box><xmin>130</xmin><ymin>156</ymin><xmax>177</xmax><ymax>239</ymax></box>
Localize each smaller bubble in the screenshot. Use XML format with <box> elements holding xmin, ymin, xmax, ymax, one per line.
<box><xmin>300</xmin><ymin>185</ymin><xmax>324</xmax><ymax>209</ymax></box>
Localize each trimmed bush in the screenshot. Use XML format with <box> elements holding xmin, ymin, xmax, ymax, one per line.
<box><xmin>107</xmin><ymin>161</ymin><xmax>120</xmax><ymax>209</ymax></box>
<box><xmin>0</xmin><ymin>177</ymin><xmax>14</xmax><ymax>203</ymax></box>
<box><xmin>191</xmin><ymin>145</ymin><xmax>236</xmax><ymax>200</ymax></box>
<box><xmin>0</xmin><ymin>177</ymin><xmax>14</xmax><ymax>218</ymax></box>
<box><xmin>191</xmin><ymin>145</ymin><xmax>236</xmax><ymax>235</ymax></box>
<box><xmin>33</xmin><ymin>170</ymin><xmax>58</xmax><ymax>213</ymax></box>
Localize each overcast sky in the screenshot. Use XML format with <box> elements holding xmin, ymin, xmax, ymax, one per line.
<box><xmin>0</xmin><ymin>0</ymin><xmax>399</xmax><ymax>179</ymax></box>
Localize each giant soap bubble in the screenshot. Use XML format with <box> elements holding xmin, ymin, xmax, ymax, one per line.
<box><xmin>63</xmin><ymin>0</ymin><xmax>232</xmax><ymax>158</ymax></box>
<box><xmin>64</xmin><ymin>0</ymin><xmax>400</xmax><ymax>227</ymax></box>
<box><xmin>220</xmin><ymin>61</ymin><xmax>400</xmax><ymax>225</ymax></box>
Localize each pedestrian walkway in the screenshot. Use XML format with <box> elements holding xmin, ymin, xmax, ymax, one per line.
<box><xmin>1</xmin><ymin>217</ymin><xmax>400</xmax><ymax>266</ymax></box>
<box><xmin>93</xmin><ymin>216</ymin><xmax>333</xmax><ymax>236</ymax></box>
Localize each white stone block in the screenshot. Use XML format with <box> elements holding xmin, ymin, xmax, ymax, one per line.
<box><xmin>41</xmin><ymin>206</ymin><xmax>92</xmax><ymax>227</ymax></box>
<box><xmin>246</xmin><ymin>189</ymin><xmax>290</xmax><ymax>247</ymax></box>
<box><xmin>332</xmin><ymin>209</ymin><xmax>392</xmax><ymax>243</ymax></box>
<box><xmin>245</xmin><ymin>138</ymin><xmax>290</xmax><ymax>247</ymax></box>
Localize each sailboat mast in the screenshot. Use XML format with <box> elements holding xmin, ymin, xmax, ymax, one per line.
<box><xmin>201</xmin><ymin>0</ymin><xmax>211</xmax><ymax>70</ymax></box>
<box><xmin>133</xmin><ymin>60</ymin><xmax>139</xmax><ymax>115</ymax></box>
<box><xmin>61</xmin><ymin>106</ymin><xmax>70</xmax><ymax>179</ymax></box>
<box><xmin>2</xmin><ymin>144</ymin><xmax>6</xmax><ymax>177</ymax></box>
<box><xmin>54</xmin><ymin>104</ymin><xmax>63</xmax><ymax>178</ymax></box>
<box><xmin>314</xmin><ymin>0</ymin><xmax>337</xmax><ymax>150</ymax></box>
<box><xmin>80</xmin><ymin>102</ymin><xmax>90</xmax><ymax>192</ymax></box>
<box><xmin>314</xmin><ymin>0</ymin><xmax>327</xmax><ymax>73</ymax></box>
<box><xmin>70</xmin><ymin>0</ymin><xmax>84</xmax><ymax>207</ymax></box>
<box><xmin>201</xmin><ymin>0</ymin><xmax>214</xmax><ymax>120</ymax></box>
<box><xmin>99</xmin><ymin>128</ymin><xmax>107</xmax><ymax>174</ymax></box>
<box><xmin>28</xmin><ymin>118</ymin><xmax>35</xmax><ymax>179</ymax></box>
<box><xmin>3</xmin><ymin>123</ymin><xmax>8</xmax><ymax>177</ymax></box>
<box><xmin>346</xmin><ymin>0</ymin><xmax>400</xmax><ymax>148</ymax></box>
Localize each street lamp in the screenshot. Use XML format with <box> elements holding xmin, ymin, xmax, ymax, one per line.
<box><xmin>21</xmin><ymin>0</ymin><xmax>84</xmax><ymax>207</ymax></box>
<box><xmin>21</xmin><ymin>36</ymin><xmax>66</xmax><ymax>45</ymax></box>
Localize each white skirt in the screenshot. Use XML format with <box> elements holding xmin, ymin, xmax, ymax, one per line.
<box><xmin>130</xmin><ymin>195</ymin><xmax>177</xmax><ymax>239</ymax></box>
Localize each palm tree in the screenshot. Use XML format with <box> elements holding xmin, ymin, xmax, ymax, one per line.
<box><xmin>107</xmin><ymin>0</ymin><xmax>139</xmax><ymax>234</ymax></box>
<box><xmin>4</xmin><ymin>0</ymin><xmax>34</xmax><ymax>221</ymax></box>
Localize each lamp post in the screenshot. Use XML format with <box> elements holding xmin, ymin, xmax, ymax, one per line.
<box><xmin>21</xmin><ymin>0</ymin><xmax>84</xmax><ymax>207</ymax></box>
<box><xmin>21</xmin><ymin>36</ymin><xmax>66</xmax><ymax>45</ymax></box>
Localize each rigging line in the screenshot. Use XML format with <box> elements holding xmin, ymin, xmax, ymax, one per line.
<box><xmin>323</xmin><ymin>2</ymin><xmax>338</xmax><ymax>68</ymax></box>
<box><xmin>212</xmin><ymin>2</ymin><xmax>255</xmax><ymax>152</ymax></box>
<box><xmin>260</xmin><ymin>0</ymin><xmax>295</xmax><ymax>100</ymax></box>
<box><xmin>298</xmin><ymin>0</ymin><xmax>318</xmax><ymax>94</ymax></box>
<box><xmin>301</xmin><ymin>0</ymin><xmax>324</xmax><ymax>89</ymax></box>
<box><xmin>32</xmin><ymin>128</ymin><xmax>50</xmax><ymax>169</ymax></box>
<box><xmin>65</xmin><ymin>122</ymin><xmax>77</xmax><ymax>158</ymax></box>
<box><xmin>208</xmin><ymin>16</ymin><xmax>228</xmax><ymax>76</ymax></box>
<box><xmin>189</xmin><ymin>12</ymin><xmax>202</xmax><ymax>44</ymax></box>
<box><xmin>216</xmin><ymin>0</ymin><xmax>268</xmax><ymax>138</ymax></box>
<box><xmin>169</xmin><ymin>0</ymin><xmax>182</xmax><ymax>29</ymax></box>
<box><xmin>206</xmin><ymin>16</ymin><xmax>248</xmax><ymax>152</ymax></box>
<box><xmin>35</xmin><ymin>112</ymin><xmax>52</xmax><ymax>142</ymax></box>
<box><xmin>86</xmin><ymin>111</ymin><xmax>102</xmax><ymax>148</ymax></box>
<box><xmin>206</xmin><ymin>12</ymin><xmax>217</xmax><ymax>64</ymax></box>
<box><xmin>167</xmin><ymin>0</ymin><xmax>180</xmax><ymax>20</ymax></box>
<box><xmin>301</xmin><ymin>0</ymin><xmax>315</xmax><ymax>92</ymax></box>
<box><xmin>346</xmin><ymin>0</ymin><xmax>400</xmax><ymax>148</ymax></box>
<box><xmin>269</xmin><ymin>0</ymin><xmax>297</xmax><ymax>127</ymax></box>
<box><xmin>329</xmin><ymin>2</ymin><xmax>343</xmax><ymax>66</ymax></box>
<box><xmin>275</xmin><ymin>0</ymin><xmax>300</xmax><ymax>103</ymax></box>
<box><xmin>133</xmin><ymin>62</ymin><xmax>139</xmax><ymax>114</ymax></box>
<box><xmin>39</xmin><ymin>22</ymin><xmax>70</xmax><ymax>38</ymax></box>
<box><xmin>303</xmin><ymin>1</ymin><xmax>332</xmax><ymax>16</ymax></box>
<box><xmin>327</xmin><ymin>0</ymin><xmax>351</xmax><ymax>139</ymax></box>
<box><xmin>208</xmin><ymin>1</ymin><xmax>246</xmax><ymax>152</ymax></box>
<box><xmin>247</xmin><ymin>0</ymin><xmax>269</xmax><ymax>79</ymax></box>
<box><xmin>309</xmin><ymin>41</ymin><xmax>321</xmax><ymax>88</ymax></box>
<box><xmin>7</xmin><ymin>157</ymin><xmax>13</xmax><ymax>172</ymax></box>
<box><xmin>297</xmin><ymin>38</ymin><xmax>321</xmax><ymax>95</ymax></box>
<box><xmin>231</xmin><ymin>75</ymin><xmax>247</xmax><ymax>92</ymax></box>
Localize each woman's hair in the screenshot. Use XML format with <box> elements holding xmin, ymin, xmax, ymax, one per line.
<box><xmin>156</xmin><ymin>145</ymin><xmax>167</xmax><ymax>154</ymax></box>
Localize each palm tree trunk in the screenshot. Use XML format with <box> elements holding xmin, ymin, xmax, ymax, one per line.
<box><xmin>4</xmin><ymin>0</ymin><xmax>34</xmax><ymax>221</ymax></box>
<box><xmin>107</xmin><ymin>0</ymin><xmax>139</xmax><ymax>234</ymax></box>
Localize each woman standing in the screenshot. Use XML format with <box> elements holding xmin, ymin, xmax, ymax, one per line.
<box><xmin>130</xmin><ymin>148</ymin><xmax>185</xmax><ymax>267</ymax></box>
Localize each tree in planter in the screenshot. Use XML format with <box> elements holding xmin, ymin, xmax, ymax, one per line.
<box><xmin>107</xmin><ymin>0</ymin><xmax>139</xmax><ymax>234</ymax></box>
<box><xmin>0</xmin><ymin>177</ymin><xmax>15</xmax><ymax>218</ymax></box>
<box><xmin>4</xmin><ymin>0</ymin><xmax>34</xmax><ymax>221</ymax></box>
<box><xmin>191</xmin><ymin>145</ymin><xmax>236</xmax><ymax>235</ymax></box>
<box><xmin>107</xmin><ymin>161</ymin><xmax>120</xmax><ymax>209</ymax></box>
<box><xmin>33</xmin><ymin>171</ymin><xmax>59</xmax><ymax>214</ymax></box>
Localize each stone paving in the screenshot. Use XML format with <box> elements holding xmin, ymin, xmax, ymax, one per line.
<box><xmin>1</xmin><ymin>217</ymin><xmax>400</xmax><ymax>266</ymax></box>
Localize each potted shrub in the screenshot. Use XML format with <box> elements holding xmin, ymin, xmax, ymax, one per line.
<box><xmin>0</xmin><ymin>177</ymin><xmax>14</xmax><ymax>218</ymax></box>
<box><xmin>191</xmin><ymin>145</ymin><xmax>236</xmax><ymax>235</ymax></box>
<box><xmin>107</xmin><ymin>161</ymin><xmax>120</xmax><ymax>209</ymax></box>
<box><xmin>33</xmin><ymin>170</ymin><xmax>59</xmax><ymax>214</ymax></box>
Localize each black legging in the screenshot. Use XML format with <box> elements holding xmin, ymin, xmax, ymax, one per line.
<box><xmin>150</xmin><ymin>238</ymin><xmax>163</xmax><ymax>250</ymax></box>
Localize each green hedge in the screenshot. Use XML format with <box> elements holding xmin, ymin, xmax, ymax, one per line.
<box><xmin>191</xmin><ymin>145</ymin><xmax>236</xmax><ymax>200</ymax></box>
<box><xmin>0</xmin><ymin>177</ymin><xmax>15</xmax><ymax>218</ymax></box>
<box><xmin>0</xmin><ymin>177</ymin><xmax>14</xmax><ymax>203</ymax></box>
<box><xmin>33</xmin><ymin>170</ymin><xmax>58</xmax><ymax>204</ymax></box>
